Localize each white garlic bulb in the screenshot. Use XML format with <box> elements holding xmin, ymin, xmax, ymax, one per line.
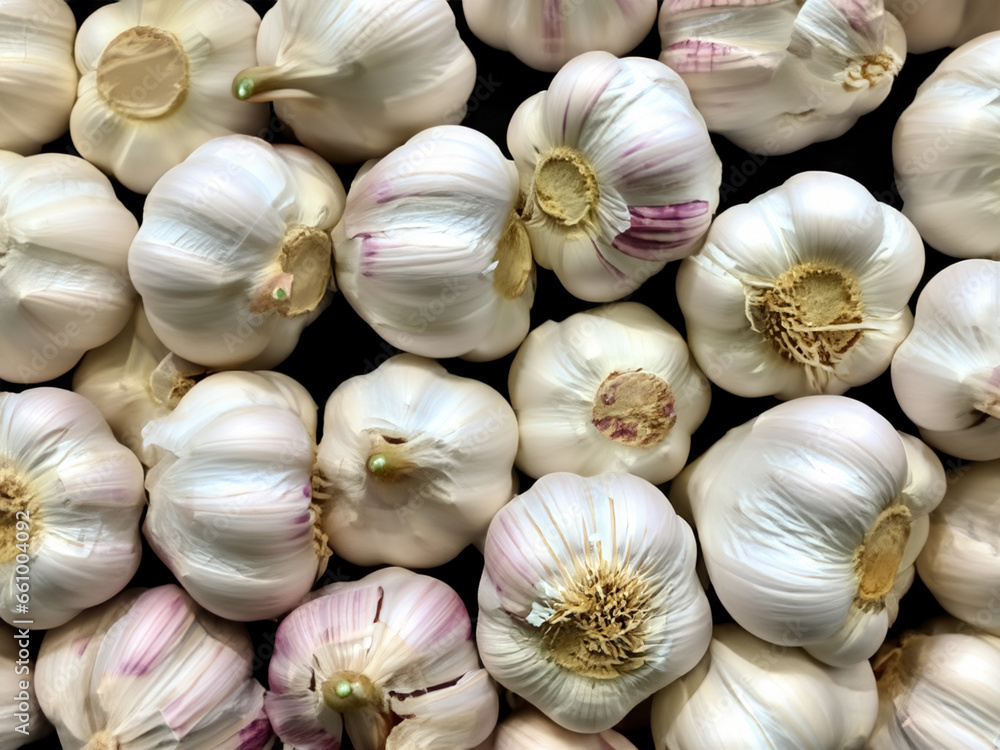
<box><xmin>487</xmin><ymin>706</ymin><xmax>639</xmax><ymax>750</ymax></box>
<box><xmin>893</xmin><ymin>32</ymin><xmax>1000</xmax><ymax>260</ymax></box>
<box><xmin>0</xmin><ymin>388</ymin><xmax>145</xmax><ymax>631</ymax></box>
<box><xmin>891</xmin><ymin>259</ymin><xmax>1000</xmax><ymax>461</ymax></box>
<box><xmin>509</xmin><ymin>302</ymin><xmax>710</xmax><ymax>484</ymax></box>
<box><xmin>651</xmin><ymin>624</ymin><xmax>879</xmax><ymax>749</ymax></box>
<box><xmin>677</xmin><ymin>171</ymin><xmax>924</xmax><ymax>399</ymax></box>
<box><xmin>672</xmin><ymin>396</ymin><xmax>945</xmax><ymax>667</ymax></box>
<box><xmin>477</xmin><ymin>472</ymin><xmax>712</xmax><ymax>733</ymax></box>
<box><xmin>463</xmin><ymin>0</ymin><xmax>658</xmax><ymax>72</ymax></box>
<box><xmin>334</xmin><ymin>125</ymin><xmax>535</xmax><ymax>362</ymax></box>
<box><xmin>70</xmin><ymin>0</ymin><xmax>269</xmax><ymax>194</ymax></box>
<box><xmin>142</xmin><ymin>370</ymin><xmax>330</xmax><ymax>622</ymax></box>
<box><xmin>884</xmin><ymin>0</ymin><xmax>1000</xmax><ymax>53</ymax></box>
<box><xmin>0</xmin><ymin>150</ymin><xmax>138</xmax><ymax>384</ymax></box>
<box><xmin>0</xmin><ymin>0</ymin><xmax>77</xmax><ymax>154</ymax></box>
<box><xmin>266</xmin><ymin>567</ymin><xmax>498</xmax><ymax>750</ymax></box>
<box><xmin>659</xmin><ymin>0</ymin><xmax>906</xmax><ymax>154</ymax></box>
<box><xmin>129</xmin><ymin>134</ymin><xmax>345</xmax><ymax>370</ymax></box>
<box><xmin>233</xmin><ymin>0</ymin><xmax>476</xmax><ymax>163</ymax></box>
<box><xmin>1</xmin><ymin>622</ymin><xmax>52</xmax><ymax>749</ymax></box>
<box><xmin>508</xmin><ymin>51</ymin><xmax>721</xmax><ymax>302</ymax></box>
<box><xmin>36</xmin><ymin>585</ymin><xmax>275</xmax><ymax>749</ymax></box>
<box><xmin>316</xmin><ymin>354</ymin><xmax>518</xmax><ymax>568</ymax></box>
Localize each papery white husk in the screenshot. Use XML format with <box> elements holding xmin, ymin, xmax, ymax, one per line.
<box><xmin>893</xmin><ymin>32</ymin><xmax>1000</xmax><ymax>260</ymax></box>
<box><xmin>463</xmin><ymin>0</ymin><xmax>658</xmax><ymax>72</ymax></box>
<box><xmin>477</xmin><ymin>472</ymin><xmax>712</xmax><ymax>733</ymax></box>
<box><xmin>0</xmin><ymin>388</ymin><xmax>145</xmax><ymax>630</ymax></box>
<box><xmin>1</xmin><ymin>622</ymin><xmax>52</xmax><ymax>748</ymax></box>
<box><xmin>142</xmin><ymin>370</ymin><xmax>330</xmax><ymax>622</ymax></box>
<box><xmin>891</xmin><ymin>259</ymin><xmax>1000</xmax><ymax>460</ymax></box>
<box><xmin>71</xmin><ymin>0</ymin><xmax>269</xmax><ymax>194</ymax></box>
<box><xmin>486</xmin><ymin>706</ymin><xmax>639</xmax><ymax>750</ymax></box>
<box><xmin>265</xmin><ymin>566</ymin><xmax>498</xmax><ymax>750</ymax></box>
<box><xmin>651</xmin><ymin>623</ymin><xmax>878</xmax><ymax>749</ymax></box>
<box><xmin>316</xmin><ymin>354</ymin><xmax>518</xmax><ymax>568</ymax></box>
<box><xmin>0</xmin><ymin>0</ymin><xmax>77</xmax><ymax>154</ymax></box>
<box><xmin>671</xmin><ymin>396</ymin><xmax>945</xmax><ymax>667</ymax></box>
<box><xmin>509</xmin><ymin>302</ymin><xmax>710</xmax><ymax>483</ymax></box>
<box><xmin>677</xmin><ymin>171</ymin><xmax>924</xmax><ymax>399</ymax></box>
<box><xmin>884</xmin><ymin>0</ymin><xmax>1000</xmax><ymax>53</ymax></box>
<box><xmin>333</xmin><ymin>125</ymin><xmax>535</xmax><ymax>361</ymax></box>
<box><xmin>0</xmin><ymin>150</ymin><xmax>138</xmax><ymax>383</ymax></box>
<box><xmin>35</xmin><ymin>585</ymin><xmax>275</xmax><ymax>749</ymax></box>
<box><xmin>234</xmin><ymin>0</ymin><xmax>476</xmax><ymax>163</ymax></box>
<box><xmin>507</xmin><ymin>51</ymin><xmax>721</xmax><ymax>302</ymax></box>
<box><xmin>658</xmin><ymin>0</ymin><xmax>906</xmax><ymax>154</ymax></box>
<box><xmin>129</xmin><ymin>134</ymin><xmax>345</xmax><ymax>370</ymax></box>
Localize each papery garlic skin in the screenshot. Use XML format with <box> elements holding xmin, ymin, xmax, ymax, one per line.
<box><xmin>488</xmin><ymin>706</ymin><xmax>638</xmax><ymax>750</ymax></box>
<box><xmin>142</xmin><ymin>371</ymin><xmax>330</xmax><ymax>622</ymax></box>
<box><xmin>316</xmin><ymin>354</ymin><xmax>517</xmax><ymax>568</ymax></box>
<box><xmin>885</xmin><ymin>0</ymin><xmax>1000</xmax><ymax>53</ymax></box>
<box><xmin>1</xmin><ymin>622</ymin><xmax>52</xmax><ymax>748</ymax></box>
<box><xmin>677</xmin><ymin>171</ymin><xmax>923</xmax><ymax>399</ymax></box>
<box><xmin>266</xmin><ymin>567</ymin><xmax>498</xmax><ymax>750</ymax></box>
<box><xmin>651</xmin><ymin>624</ymin><xmax>878</xmax><ymax>749</ymax></box>
<box><xmin>477</xmin><ymin>472</ymin><xmax>712</xmax><ymax>733</ymax></box>
<box><xmin>508</xmin><ymin>51</ymin><xmax>721</xmax><ymax>302</ymax></box>
<box><xmin>129</xmin><ymin>134</ymin><xmax>345</xmax><ymax>370</ymax></box>
<box><xmin>0</xmin><ymin>0</ymin><xmax>77</xmax><ymax>154</ymax></box>
<box><xmin>0</xmin><ymin>388</ymin><xmax>145</xmax><ymax>630</ymax></box>
<box><xmin>891</xmin><ymin>259</ymin><xmax>1000</xmax><ymax>460</ymax></box>
<box><xmin>334</xmin><ymin>125</ymin><xmax>535</xmax><ymax>361</ymax></box>
<box><xmin>233</xmin><ymin>0</ymin><xmax>476</xmax><ymax>163</ymax></box>
<box><xmin>463</xmin><ymin>0</ymin><xmax>658</xmax><ymax>72</ymax></box>
<box><xmin>70</xmin><ymin>0</ymin><xmax>269</xmax><ymax>194</ymax></box>
<box><xmin>36</xmin><ymin>585</ymin><xmax>275</xmax><ymax>749</ymax></box>
<box><xmin>659</xmin><ymin>0</ymin><xmax>906</xmax><ymax>155</ymax></box>
<box><xmin>893</xmin><ymin>33</ymin><xmax>1000</xmax><ymax>260</ymax></box>
<box><xmin>509</xmin><ymin>302</ymin><xmax>710</xmax><ymax>484</ymax></box>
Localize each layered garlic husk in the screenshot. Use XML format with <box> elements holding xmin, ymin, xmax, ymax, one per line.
<box><xmin>893</xmin><ymin>31</ymin><xmax>1000</xmax><ymax>260</ymax></box>
<box><xmin>316</xmin><ymin>354</ymin><xmax>518</xmax><ymax>568</ymax></box>
<box><xmin>477</xmin><ymin>472</ymin><xmax>712</xmax><ymax>733</ymax></box>
<box><xmin>70</xmin><ymin>0</ymin><xmax>269</xmax><ymax>193</ymax></box>
<box><xmin>483</xmin><ymin>706</ymin><xmax>639</xmax><ymax>750</ymax></box>
<box><xmin>128</xmin><ymin>134</ymin><xmax>346</xmax><ymax>370</ymax></box>
<box><xmin>334</xmin><ymin>125</ymin><xmax>536</xmax><ymax>361</ymax></box>
<box><xmin>35</xmin><ymin>585</ymin><xmax>275</xmax><ymax>749</ymax></box>
<box><xmin>509</xmin><ymin>302</ymin><xmax>710</xmax><ymax>484</ymax></box>
<box><xmin>1</xmin><ymin>622</ymin><xmax>52</xmax><ymax>748</ymax></box>
<box><xmin>508</xmin><ymin>51</ymin><xmax>721</xmax><ymax>302</ymax></box>
<box><xmin>884</xmin><ymin>0</ymin><xmax>1000</xmax><ymax>53</ymax></box>
<box><xmin>0</xmin><ymin>0</ymin><xmax>78</xmax><ymax>154</ymax></box>
<box><xmin>658</xmin><ymin>0</ymin><xmax>906</xmax><ymax>154</ymax></box>
<box><xmin>671</xmin><ymin>395</ymin><xmax>945</xmax><ymax>667</ymax></box>
<box><xmin>677</xmin><ymin>171</ymin><xmax>924</xmax><ymax>399</ymax></box>
<box><xmin>266</xmin><ymin>567</ymin><xmax>498</xmax><ymax>750</ymax></box>
<box><xmin>233</xmin><ymin>0</ymin><xmax>477</xmax><ymax>163</ymax></box>
<box><xmin>0</xmin><ymin>388</ymin><xmax>145</xmax><ymax>631</ymax></box>
<box><xmin>891</xmin><ymin>259</ymin><xmax>1000</xmax><ymax>461</ymax></box>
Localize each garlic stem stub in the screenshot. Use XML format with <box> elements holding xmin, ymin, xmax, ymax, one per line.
<box><xmin>884</xmin><ymin>0</ymin><xmax>1000</xmax><ymax>53</ymax></box>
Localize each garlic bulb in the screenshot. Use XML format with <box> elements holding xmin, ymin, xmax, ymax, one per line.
<box><xmin>70</xmin><ymin>0</ymin><xmax>269</xmax><ymax>194</ymax></box>
<box><xmin>129</xmin><ymin>134</ymin><xmax>345</xmax><ymax>370</ymax></box>
<box><xmin>651</xmin><ymin>624</ymin><xmax>878</xmax><ymax>749</ymax></box>
<box><xmin>0</xmin><ymin>150</ymin><xmax>138</xmax><ymax>384</ymax></box>
<box><xmin>893</xmin><ymin>32</ymin><xmax>1000</xmax><ymax>260</ymax></box>
<box><xmin>1</xmin><ymin>622</ymin><xmax>52</xmax><ymax>749</ymax></box>
<box><xmin>891</xmin><ymin>259</ymin><xmax>1000</xmax><ymax>461</ymax></box>
<box><xmin>487</xmin><ymin>706</ymin><xmax>639</xmax><ymax>750</ymax></box>
<box><xmin>0</xmin><ymin>388</ymin><xmax>145</xmax><ymax>631</ymax></box>
<box><xmin>233</xmin><ymin>0</ymin><xmax>476</xmax><ymax>163</ymax></box>
<box><xmin>508</xmin><ymin>51</ymin><xmax>721</xmax><ymax>302</ymax></box>
<box><xmin>884</xmin><ymin>0</ymin><xmax>1000</xmax><ymax>53</ymax></box>
<box><xmin>142</xmin><ymin>370</ymin><xmax>330</xmax><ymax>621</ymax></box>
<box><xmin>316</xmin><ymin>354</ymin><xmax>518</xmax><ymax>568</ymax></box>
<box><xmin>509</xmin><ymin>302</ymin><xmax>710</xmax><ymax>484</ymax></box>
<box><xmin>266</xmin><ymin>566</ymin><xmax>498</xmax><ymax>750</ymax></box>
<box><xmin>334</xmin><ymin>125</ymin><xmax>535</xmax><ymax>361</ymax></box>
<box><xmin>0</xmin><ymin>0</ymin><xmax>77</xmax><ymax>154</ymax></box>
<box><xmin>463</xmin><ymin>0</ymin><xmax>658</xmax><ymax>72</ymax></box>
<box><xmin>477</xmin><ymin>472</ymin><xmax>712</xmax><ymax>733</ymax></box>
<box><xmin>916</xmin><ymin>460</ymin><xmax>1000</xmax><ymax>636</ymax></box>
<box><xmin>659</xmin><ymin>0</ymin><xmax>906</xmax><ymax>154</ymax></box>
<box><xmin>677</xmin><ymin>171</ymin><xmax>924</xmax><ymax>399</ymax></box>
<box><xmin>671</xmin><ymin>396</ymin><xmax>945</xmax><ymax>667</ymax></box>
<box><xmin>36</xmin><ymin>585</ymin><xmax>275</xmax><ymax>749</ymax></box>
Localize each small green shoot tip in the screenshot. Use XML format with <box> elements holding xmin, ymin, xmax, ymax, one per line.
<box><xmin>236</xmin><ymin>77</ymin><xmax>254</xmax><ymax>100</ymax></box>
<box><xmin>368</xmin><ymin>454</ymin><xmax>388</xmax><ymax>474</ymax></box>
<box><xmin>335</xmin><ymin>681</ymin><xmax>353</xmax><ymax>698</ymax></box>
<box><xmin>272</xmin><ymin>287</ymin><xmax>287</xmax><ymax>301</ymax></box>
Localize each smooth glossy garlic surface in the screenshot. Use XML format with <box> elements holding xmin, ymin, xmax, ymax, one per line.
<box><xmin>486</xmin><ymin>706</ymin><xmax>639</xmax><ymax>749</ymax></box>
<box><xmin>884</xmin><ymin>0</ymin><xmax>1000</xmax><ymax>53</ymax></box>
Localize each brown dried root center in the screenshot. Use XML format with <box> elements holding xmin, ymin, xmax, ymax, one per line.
<box><xmin>96</xmin><ymin>26</ymin><xmax>190</xmax><ymax>119</ymax></box>
<box><xmin>532</xmin><ymin>146</ymin><xmax>600</xmax><ymax>228</ymax></box>
<box><xmin>592</xmin><ymin>370</ymin><xmax>676</xmax><ymax>447</ymax></box>
<box><xmin>854</xmin><ymin>504</ymin><xmax>911</xmax><ymax>611</ymax></box>
<box><xmin>251</xmin><ymin>225</ymin><xmax>333</xmax><ymax>318</ymax></box>
<box><xmin>0</xmin><ymin>463</ymin><xmax>37</xmax><ymax>564</ymax></box>
<box><xmin>492</xmin><ymin>207</ymin><xmax>533</xmax><ymax>300</ymax></box>
<box><xmin>843</xmin><ymin>51</ymin><xmax>902</xmax><ymax>91</ymax></box>
<box><xmin>83</xmin><ymin>730</ymin><xmax>120</xmax><ymax>750</ymax></box>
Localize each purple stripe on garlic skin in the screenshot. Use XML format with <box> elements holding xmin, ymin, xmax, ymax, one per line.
<box><xmin>612</xmin><ymin>201</ymin><xmax>711</xmax><ymax>259</ymax></box>
<box><xmin>112</xmin><ymin>590</ymin><xmax>190</xmax><ymax>677</ymax></box>
<box><xmin>664</xmin><ymin>40</ymin><xmax>745</xmax><ymax>73</ymax></box>
<box><xmin>238</xmin><ymin>717</ymin><xmax>275</xmax><ymax>750</ymax></box>
<box><xmin>543</xmin><ymin>0</ymin><xmax>562</xmax><ymax>41</ymax></box>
